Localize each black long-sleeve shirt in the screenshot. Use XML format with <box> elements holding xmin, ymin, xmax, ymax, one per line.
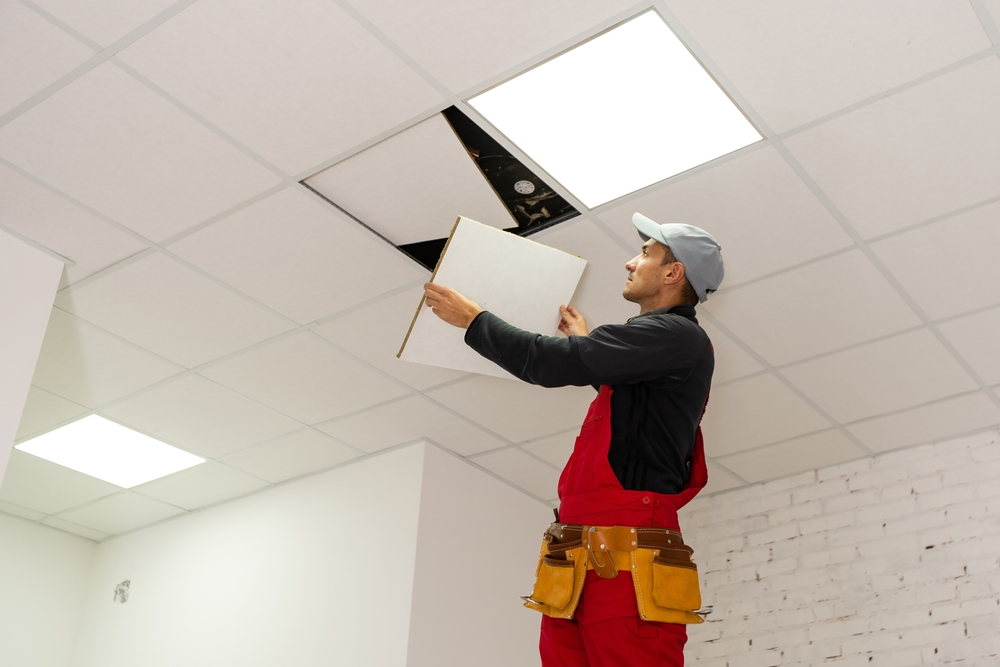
<box><xmin>464</xmin><ymin>306</ymin><xmax>714</xmax><ymax>494</ymax></box>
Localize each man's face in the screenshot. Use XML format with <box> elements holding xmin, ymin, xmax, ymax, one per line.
<box><xmin>623</xmin><ymin>240</ymin><xmax>668</xmax><ymax>303</ymax></box>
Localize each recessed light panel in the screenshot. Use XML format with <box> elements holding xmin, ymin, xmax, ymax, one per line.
<box><xmin>16</xmin><ymin>415</ymin><xmax>204</xmax><ymax>488</ymax></box>
<box><xmin>468</xmin><ymin>11</ymin><xmax>762</xmax><ymax>208</ymax></box>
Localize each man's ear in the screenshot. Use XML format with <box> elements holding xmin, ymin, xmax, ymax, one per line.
<box><xmin>663</xmin><ymin>261</ymin><xmax>687</xmax><ymax>286</ymax></box>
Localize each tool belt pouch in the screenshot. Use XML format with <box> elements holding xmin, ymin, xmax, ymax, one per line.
<box><xmin>632</xmin><ymin>543</ymin><xmax>703</xmax><ymax>625</ymax></box>
<box><xmin>523</xmin><ymin>537</ymin><xmax>587</xmax><ymax>619</ymax></box>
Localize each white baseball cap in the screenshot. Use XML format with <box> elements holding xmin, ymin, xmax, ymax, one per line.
<box><xmin>632</xmin><ymin>213</ymin><xmax>725</xmax><ymax>303</ymax></box>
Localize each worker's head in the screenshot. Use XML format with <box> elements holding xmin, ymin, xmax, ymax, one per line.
<box><xmin>624</xmin><ymin>214</ymin><xmax>724</xmax><ymax>310</ymax></box>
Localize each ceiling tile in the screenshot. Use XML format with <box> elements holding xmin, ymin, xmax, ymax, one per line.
<box><xmin>987</xmin><ymin>0</ymin><xmax>1000</xmax><ymax>27</ymax></box>
<box><xmin>702</xmin><ymin>374</ymin><xmax>830</xmax><ymax>456</ymax></box>
<box><xmin>32</xmin><ymin>308</ymin><xmax>181</xmax><ymax>408</ymax></box>
<box><xmin>597</xmin><ymin>147</ymin><xmax>852</xmax><ymax>286</ymax></box>
<box><xmin>705</xmin><ymin>249</ymin><xmax>921</xmax><ymax>366</ymax></box>
<box><xmin>536</xmin><ymin>220</ymin><xmax>637</xmax><ymax>329</ymax></box>
<box><xmin>118</xmin><ymin>0</ymin><xmax>443</xmax><ymax>175</ymax></box>
<box><xmin>317</xmin><ymin>394</ymin><xmax>506</xmax><ymax>456</ymax></box>
<box><xmin>222</xmin><ymin>429</ymin><xmax>360</xmax><ymax>484</ymax></box>
<box><xmin>521</xmin><ymin>430</ymin><xmax>575</xmax><ymax>470</ymax></box>
<box><xmin>702</xmin><ymin>460</ymin><xmax>744</xmax><ymax>495</ymax></box>
<box><xmin>0</xmin><ymin>63</ymin><xmax>281</xmax><ymax>242</ymax></box>
<box><xmin>39</xmin><ymin>516</ymin><xmax>108</xmax><ymax>542</ymax></box>
<box><xmin>0</xmin><ymin>164</ymin><xmax>147</xmax><ymax>289</ymax></box>
<box><xmin>673</xmin><ymin>0</ymin><xmax>990</xmax><ymax>131</ymax></box>
<box><xmin>312</xmin><ymin>287</ymin><xmax>466</xmax><ymax>391</ymax></box>
<box><xmin>132</xmin><ymin>461</ymin><xmax>268</xmax><ymax>511</ymax></box>
<box><xmin>57</xmin><ymin>491</ymin><xmax>184</xmax><ymax>535</ymax></box>
<box><xmin>101</xmin><ymin>375</ymin><xmax>301</xmax><ymax>459</ymax></box>
<box><xmin>350</xmin><ymin>0</ymin><xmax>640</xmax><ymax>93</ymax></box>
<box><xmin>199</xmin><ymin>332</ymin><xmax>410</xmax><ymax>425</ymax></box>
<box><xmin>938</xmin><ymin>306</ymin><xmax>1000</xmax><ymax>386</ymax></box>
<box><xmin>427</xmin><ymin>375</ymin><xmax>594</xmax><ymax>443</ymax></box>
<box><xmin>305</xmin><ymin>114</ymin><xmax>512</xmax><ymax>244</ymax></box>
<box><xmin>168</xmin><ymin>187</ymin><xmax>427</xmax><ymax>324</ymax></box>
<box><xmin>470</xmin><ymin>447</ymin><xmax>560</xmax><ymax>500</ymax></box>
<box><xmin>0</xmin><ymin>499</ymin><xmax>46</xmax><ymax>521</ymax></box>
<box><xmin>0</xmin><ymin>0</ymin><xmax>94</xmax><ymax>116</ymax></box>
<box><xmin>783</xmin><ymin>57</ymin><xmax>1000</xmax><ymax>239</ymax></box>
<box><xmin>56</xmin><ymin>253</ymin><xmax>294</xmax><ymax>367</ymax></box>
<box><xmin>698</xmin><ymin>318</ymin><xmax>764</xmax><ymax>385</ymax></box>
<box><xmin>718</xmin><ymin>429</ymin><xmax>867</xmax><ymax>484</ymax></box>
<box><xmin>33</xmin><ymin>0</ymin><xmax>178</xmax><ymax>47</ymax></box>
<box><xmin>782</xmin><ymin>329</ymin><xmax>978</xmax><ymax>423</ymax></box>
<box><xmin>15</xmin><ymin>386</ymin><xmax>88</xmax><ymax>441</ymax></box>
<box><xmin>871</xmin><ymin>200</ymin><xmax>1000</xmax><ymax>320</ymax></box>
<box><xmin>848</xmin><ymin>391</ymin><xmax>1000</xmax><ymax>454</ymax></box>
<box><xmin>0</xmin><ymin>450</ymin><xmax>119</xmax><ymax>515</ymax></box>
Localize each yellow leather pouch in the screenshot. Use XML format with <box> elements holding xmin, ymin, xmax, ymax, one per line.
<box><xmin>630</xmin><ymin>548</ymin><xmax>703</xmax><ymax>624</ymax></box>
<box><xmin>523</xmin><ymin>540</ymin><xmax>588</xmax><ymax>619</ymax></box>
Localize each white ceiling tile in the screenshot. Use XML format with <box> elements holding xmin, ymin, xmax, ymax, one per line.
<box><xmin>55</xmin><ymin>253</ymin><xmax>294</xmax><ymax>367</ymax></box>
<box><xmin>871</xmin><ymin>200</ymin><xmax>1000</xmax><ymax>321</ymax></box>
<box><xmin>938</xmin><ymin>306</ymin><xmax>1000</xmax><ymax>386</ymax></box>
<box><xmin>222</xmin><ymin>429</ymin><xmax>360</xmax><ymax>484</ymax></box>
<box><xmin>702</xmin><ymin>374</ymin><xmax>830</xmax><ymax>456</ymax></box>
<box><xmin>305</xmin><ymin>114</ymin><xmax>512</xmax><ymax>244</ymax></box>
<box><xmin>199</xmin><ymin>332</ymin><xmax>410</xmax><ymax>425</ymax></box>
<box><xmin>168</xmin><ymin>188</ymin><xmax>427</xmax><ymax>324</ymax></box>
<box><xmin>33</xmin><ymin>0</ymin><xmax>178</xmax><ymax>47</ymax></box>
<box><xmin>521</xmin><ymin>431</ymin><xmax>575</xmax><ymax>470</ymax></box>
<box><xmin>664</xmin><ymin>0</ymin><xmax>990</xmax><ymax>132</ymax></box>
<box><xmin>317</xmin><ymin>394</ymin><xmax>506</xmax><ymax>456</ymax></box>
<box><xmin>698</xmin><ymin>318</ymin><xmax>763</xmax><ymax>385</ymax></box>
<box><xmin>0</xmin><ymin>0</ymin><xmax>94</xmax><ymax>116</ymax></box>
<box><xmin>705</xmin><ymin>250</ymin><xmax>921</xmax><ymax>366</ymax></box>
<box><xmin>15</xmin><ymin>386</ymin><xmax>88</xmax><ymax>441</ymax></box>
<box><xmin>57</xmin><ymin>491</ymin><xmax>184</xmax><ymax>535</ymax></box>
<box><xmin>782</xmin><ymin>329</ymin><xmax>978</xmax><ymax>423</ymax></box>
<box><xmin>350</xmin><ymin>0</ymin><xmax>641</xmax><ymax>93</ymax></box>
<box><xmin>32</xmin><ymin>309</ymin><xmax>181</xmax><ymax>408</ymax></box>
<box><xmin>848</xmin><ymin>392</ymin><xmax>1000</xmax><ymax>454</ymax></box>
<box><xmin>597</xmin><ymin>147</ymin><xmax>852</xmax><ymax>286</ymax></box>
<box><xmin>0</xmin><ymin>499</ymin><xmax>46</xmax><ymax>521</ymax></box>
<box><xmin>470</xmin><ymin>447</ymin><xmax>560</xmax><ymax>500</ymax></box>
<box><xmin>0</xmin><ymin>450</ymin><xmax>119</xmax><ymax>515</ymax></box>
<box><xmin>427</xmin><ymin>376</ymin><xmax>594</xmax><ymax>443</ymax></box>
<box><xmin>118</xmin><ymin>0</ymin><xmax>443</xmax><ymax>175</ymax></box>
<box><xmin>101</xmin><ymin>375</ymin><xmax>301</xmax><ymax>459</ymax></box>
<box><xmin>132</xmin><ymin>461</ymin><xmax>268</xmax><ymax>510</ymax></box>
<box><xmin>537</xmin><ymin>220</ymin><xmax>637</xmax><ymax>329</ymax></box>
<box><xmin>39</xmin><ymin>516</ymin><xmax>108</xmax><ymax>542</ymax></box>
<box><xmin>986</xmin><ymin>0</ymin><xmax>1000</xmax><ymax>28</ymax></box>
<box><xmin>0</xmin><ymin>164</ymin><xmax>147</xmax><ymax>289</ymax></box>
<box><xmin>783</xmin><ymin>57</ymin><xmax>1000</xmax><ymax>239</ymax></box>
<box><xmin>0</xmin><ymin>63</ymin><xmax>281</xmax><ymax>242</ymax></box>
<box><xmin>718</xmin><ymin>429</ymin><xmax>867</xmax><ymax>484</ymax></box>
<box><xmin>702</xmin><ymin>460</ymin><xmax>744</xmax><ymax>495</ymax></box>
<box><xmin>312</xmin><ymin>287</ymin><xmax>466</xmax><ymax>391</ymax></box>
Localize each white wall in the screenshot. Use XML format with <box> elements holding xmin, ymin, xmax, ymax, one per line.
<box><xmin>0</xmin><ymin>513</ymin><xmax>95</xmax><ymax>667</ymax></box>
<box><xmin>406</xmin><ymin>444</ymin><xmax>551</xmax><ymax>667</ymax></box>
<box><xmin>681</xmin><ymin>428</ymin><xmax>1000</xmax><ymax>666</ymax></box>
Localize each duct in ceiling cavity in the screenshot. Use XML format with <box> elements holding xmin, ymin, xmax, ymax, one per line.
<box><xmin>302</xmin><ymin>107</ymin><xmax>578</xmax><ymax>271</ymax></box>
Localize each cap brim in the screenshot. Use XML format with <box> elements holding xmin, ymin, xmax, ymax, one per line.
<box><xmin>631</xmin><ymin>213</ymin><xmax>662</xmax><ymax>243</ymax></box>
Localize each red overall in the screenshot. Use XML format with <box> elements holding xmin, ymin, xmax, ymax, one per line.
<box><xmin>539</xmin><ymin>386</ymin><xmax>708</xmax><ymax>667</ymax></box>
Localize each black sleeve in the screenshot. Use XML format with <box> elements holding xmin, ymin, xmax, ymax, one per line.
<box><xmin>464</xmin><ymin>311</ymin><xmax>706</xmax><ymax>388</ymax></box>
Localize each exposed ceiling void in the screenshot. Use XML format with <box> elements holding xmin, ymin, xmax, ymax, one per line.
<box><xmin>303</xmin><ymin>108</ymin><xmax>578</xmax><ymax>272</ymax></box>
<box><xmin>15</xmin><ymin>415</ymin><xmax>205</xmax><ymax>488</ymax></box>
<box><xmin>468</xmin><ymin>10</ymin><xmax>764</xmax><ymax>209</ymax></box>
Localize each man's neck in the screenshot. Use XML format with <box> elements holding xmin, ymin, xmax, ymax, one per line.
<box><xmin>638</xmin><ymin>297</ymin><xmax>687</xmax><ymax>315</ymax></box>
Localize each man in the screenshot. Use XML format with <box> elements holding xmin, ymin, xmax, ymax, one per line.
<box><xmin>423</xmin><ymin>213</ymin><xmax>723</xmax><ymax>666</ymax></box>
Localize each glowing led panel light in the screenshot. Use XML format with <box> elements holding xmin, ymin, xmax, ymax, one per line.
<box><xmin>468</xmin><ymin>11</ymin><xmax>762</xmax><ymax>208</ymax></box>
<box><xmin>16</xmin><ymin>415</ymin><xmax>204</xmax><ymax>488</ymax></box>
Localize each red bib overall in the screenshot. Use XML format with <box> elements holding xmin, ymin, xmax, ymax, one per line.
<box><xmin>539</xmin><ymin>385</ymin><xmax>708</xmax><ymax>667</ymax></box>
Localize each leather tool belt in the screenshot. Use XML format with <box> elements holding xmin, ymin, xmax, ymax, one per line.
<box><xmin>522</xmin><ymin>523</ymin><xmax>705</xmax><ymax>625</ymax></box>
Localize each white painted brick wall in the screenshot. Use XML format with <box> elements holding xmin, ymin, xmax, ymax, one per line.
<box><xmin>680</xmin><ymin>428</ymin><xmax>1000</xmax><ymax>667</ymax></box>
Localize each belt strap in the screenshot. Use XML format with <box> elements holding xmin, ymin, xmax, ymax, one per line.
<box><xmin>545</xmin><ymin>523</ymin><xmax>690</xmax><ymax>579</ymax></box>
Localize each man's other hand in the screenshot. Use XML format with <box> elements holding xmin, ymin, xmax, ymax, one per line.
<box><xmin>558</xmin><ymin>305</ymin><xmax>589</xmax><ymax>337</ymax></box>
<box><xmin>424</xmin><ymin>283</ymin><xmax>483</xmax><ymax>329</ymax></box>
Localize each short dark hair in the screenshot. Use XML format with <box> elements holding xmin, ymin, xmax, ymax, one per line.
<box><xmin>661</xmin><ymin>246</ymin><xmax>699</xmax><ymax>307</ymax></box>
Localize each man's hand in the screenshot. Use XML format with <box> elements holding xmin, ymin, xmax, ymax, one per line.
<box><xmin>558</xmin><ymin>305</ymin><xmax>589</xmax><ymax>337</ymax></box>
<box><xmin>424</xmin><ymin>283</ymin><xmax>483</xmax><ymax>329</ymax></box>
